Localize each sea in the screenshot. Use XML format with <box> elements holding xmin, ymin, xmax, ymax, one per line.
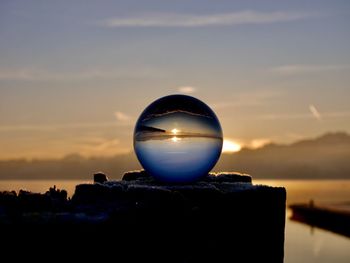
<box><xmin>1</xmin><ymin>179</ymin><xmax>350</xmax><ymax>263</ymax></box>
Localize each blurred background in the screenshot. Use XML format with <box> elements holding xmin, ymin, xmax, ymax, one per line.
<box><xmin>1</xmin><ymin>1</ymin><xmax>349</xmax><ymax>262</ymax></box>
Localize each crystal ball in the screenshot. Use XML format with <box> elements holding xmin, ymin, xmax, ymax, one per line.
<box><xmin>134</xmin><ymin>94</ymin><xmax>223</xmax><ymax>183</ymax></box>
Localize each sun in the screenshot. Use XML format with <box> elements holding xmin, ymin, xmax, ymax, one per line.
<box><xmin>222</xmin><ymin>139</ymin><xmax>242</xmax><ymax>153</ymax></box>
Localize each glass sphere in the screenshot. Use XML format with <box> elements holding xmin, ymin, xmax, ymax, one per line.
<box><xmin>134</xmin><ymin>94</ymin><xmax>223</xmax><ymax>183</ymax></box>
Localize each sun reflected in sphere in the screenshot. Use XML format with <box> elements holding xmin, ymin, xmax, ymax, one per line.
<box><xmin>171</xmin><ymin>128</ymin><xmax>179</xmax><ymax>135</ymax></box>
<box><xmin>133</xmin><ymin>94</ymin><xmax>223</xmax><ymax>183</ymax></box>
<box><xmin>171</xmin><ymin>136</ymin><xmax>181</xmax><ymax>143</ymax></box>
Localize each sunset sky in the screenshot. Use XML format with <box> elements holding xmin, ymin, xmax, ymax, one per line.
<box><xmin>0</xmin><ymin>0</ymin><xmax>349</xmax><ymax>159</ymax></box>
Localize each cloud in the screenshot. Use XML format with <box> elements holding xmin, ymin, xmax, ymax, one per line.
<box><xmin>270</xmin><ymin>64</ymin><xmax>348</xmax><ymax>75</ymax></box>
<box><xmin>114</xmin><ymin>111</ymin><xmax>131</xmax><ymax>121</ymax></box>
<box><xmin>78</xmin><ymin>137</ymin><xmax>132</xmax><ymax>156</ymax></box>
<box><xmin>211</xmin><ymin>90</ymin><xmax>283</xmax><ymax>109</ymax></box>
<box><xmin>222</xmin><ymin>138</ymin><xmax>271</xmax><ymax>152</ymax></box>
<box><xmin>100</xmin><ymin>10</ymin><xmax>315</xmax><ymax>28</ymax></box>
<box><xmin>0</xmin><ymin>68</ymin><xmax>90</xmax><ymax>81</ymax></box>
<box><xmin>249</xmin><ymin>138</ymin><xmax>271</xmax><ymax>149</ymax></box>
<box><xmin>177</xmin><ymin>86</ymin><xmax>196</xmax><ymax>94</ymax></box>
<box><xmin>0</xmin><ymin>67</ymin><xmax>166</xmax><ymax>81</ymax></box>
<box><xmin>260</xmin><ymin>110</ymin><xmax>350</xmax><ymax>121</ymax></box>
<box><xmin>309</xmin><ymin>104</ymin><xmax>322</xmax><ymax>121</ymax></box>
<box><xmin>0</xmin><ymin>121</ymin><xmax>131</xmax><ymax>132</ymax></box>
<box><xmin>87</xmin><ymin>138</ymin><xmax>120</xmax><ymax>152</ymax></box>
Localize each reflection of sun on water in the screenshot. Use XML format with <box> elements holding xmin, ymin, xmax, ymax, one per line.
<box><xmin>171</xmin><ymin>136</ymin><xmax>180</xmax><ymax>143</ymax></box>
<box><xmin>222</xmin><ymin>139</ymin><xmax>241</xmax><ymax>153</ymax></box>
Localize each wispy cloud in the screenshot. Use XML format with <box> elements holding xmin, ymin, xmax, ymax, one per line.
<box><xmin>270</xmin><ymin>64</ymin><xmax>348</xmax><ymax>75</ymax></box>
<box><xmin>80</xmin><ymin>138</ymin><xmax>121</xmax><ymax>153</ymax></box>
<box><xmin>100</xmin><ymin>10</ymin><xmax>316</xmax><ymax>28</ymax></box>
<box><xmin>114</xmin><ymin>111</ymin><xmax>131</xmax><ymax>121</ymax></box>
<box><xmin>211</xmin><ymin>90</ymin><xmax>282</xmax><ymax>109</ymax></box>
<box><xmin>177</xmin><ymin>86</ymin><xmax>196</xmax><ymax>94</ymax></box>
<box><xmin>71</xmin><ymin>136</ymin><xmax>132</xmax><ymax>157</ymax></box>
<box><xmin>0</xmin><ymin>67</ymin><xmax>166</xmax><ymax>81</ymax></box>
<box><xmin>0</xmin><ymin>68</ymin><xmax>106</xmax><ymax>81</ymax></box>
<box><xmin>260</xmin><ymin>110</ymin><xmax>350</xmax><ymax>121</ymax></box>
<box><xmin>0</xmin><ymin>121</ymin><xmax>131</xmax><ymax>132</ymax></box>
<box><xmin>309</xmin><ymin>104</ymin><xmax>322</xmax><ymax>121</ymax></box>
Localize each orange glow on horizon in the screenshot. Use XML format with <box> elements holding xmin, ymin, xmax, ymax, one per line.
<box><xmin>222</xmin><ymin>139</ymin><xmax>242</xmax><ymax>153</ymax></box>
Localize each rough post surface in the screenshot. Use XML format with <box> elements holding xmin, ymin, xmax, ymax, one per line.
<box><xmin>93</xmin><ymin>172</ymin><xmax>108</xmax><ymax>183</ymax></box>
<box><xmin>0</xmin><ymin>171</ymin><xmax>286</xmax><ymax>263</ymax></box>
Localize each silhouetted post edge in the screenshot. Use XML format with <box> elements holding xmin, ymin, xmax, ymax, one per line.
<box><xmin>0</xmin><ymin>170</ymin><xmax>286</xmax><ymax>263</ymax></box>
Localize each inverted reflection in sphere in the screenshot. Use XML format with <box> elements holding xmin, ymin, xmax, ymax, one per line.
<box><xmin>134</xmin><ymin>95</ymin><xmax>223</xmax><ymax>183</ymax></box>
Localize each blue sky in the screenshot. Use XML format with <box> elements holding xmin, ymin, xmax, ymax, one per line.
<box><xmin>0</xmin><ymin>0</ymin><xmax>349</xmax><ymax>158</ymax></box>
